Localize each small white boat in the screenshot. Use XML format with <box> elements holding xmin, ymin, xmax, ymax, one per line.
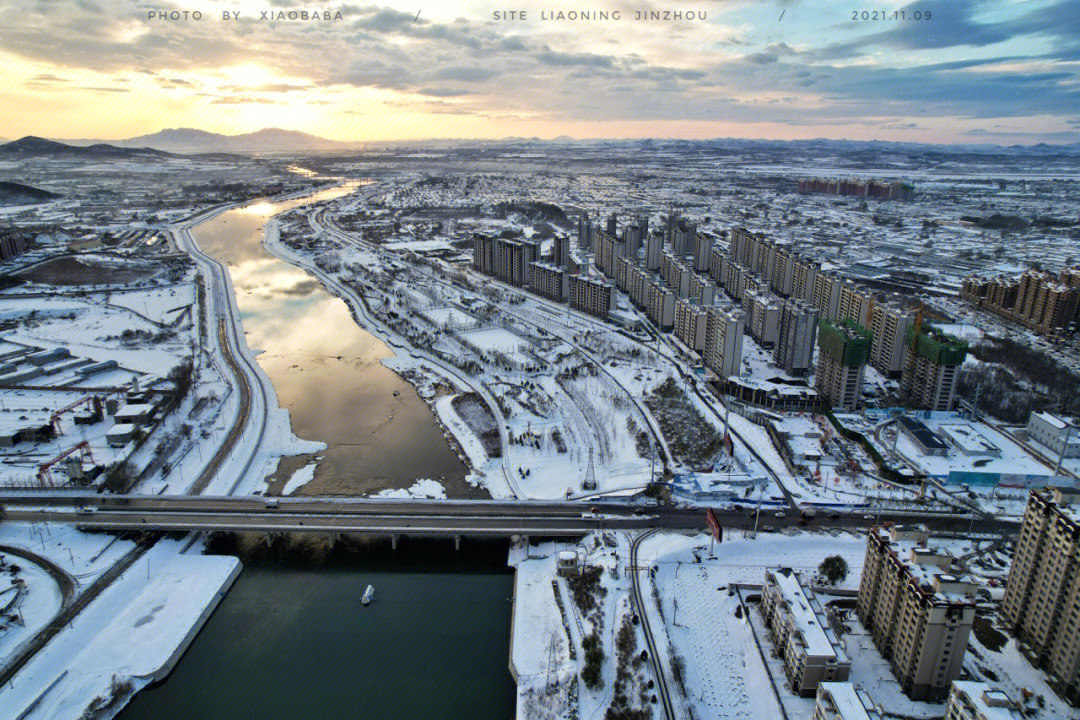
<box><xmin>361</xmin><ymin>584</ymin><xmax>375</xmax><ymax>606</ymax></box>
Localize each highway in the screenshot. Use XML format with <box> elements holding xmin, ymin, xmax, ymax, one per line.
<box><xmin>0</xmin><ymin>493</ymin><xmax>1021</xmax><ymax>536</ymax></box>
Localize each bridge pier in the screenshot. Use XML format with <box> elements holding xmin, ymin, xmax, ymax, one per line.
<box><xmin>326</xmin><ymin>533</ymin><xmax>337</xmax><ymax>548</ymax></box>
<box><xmin>454</xmin><ymin>534</ymin><xmax>461</xmax><ymax>551</ymax></box>
<box><xmin>391</xmin><ymin>534</ymin><xmax>398</xmax><ymax>550</ymax></box>
<box><xmin>264</xmin><ymin>533</ymin><xmax>275</xmax><ymax>548</ymax></box>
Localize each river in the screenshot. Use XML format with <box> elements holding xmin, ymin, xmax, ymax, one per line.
<box><xmin>190</xmin><ymin>189</ymin><xmax>471</xmax><ymax>496</ymax></box>
<box><xmin>118</xmin><ymin>537</ymin><xmax>516</xmax><ymax>720</ymax></box>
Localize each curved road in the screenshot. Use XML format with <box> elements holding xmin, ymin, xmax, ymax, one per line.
<box><xmin>0</xmin><ymin>544</ymin><xmax>76</xmax><ymax>606</ymax></box>
<box><xmin>188</xmin><ymin>319</ymin><xmax>253</xmax><ymax>494</ymax></box>
<box><xmin>630</xmin><ymin>528</ymin><xmax>676</xmax><ymax>720</ymax></box>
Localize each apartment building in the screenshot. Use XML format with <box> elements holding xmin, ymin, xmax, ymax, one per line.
<box><xmin>901</xmin><ymin>325</ymin><xmax>967</xmax><ymax>412</ymax></box>
<box><xmin>689</xmin><ymin>273</ymin><xmax>716</xmax><ymax>306</ymax></box>
<box><xmin>552</xmin><ymin>234</ymin><xmax>570</xmax><ymax>269</ymax></box>
<box><xmin>961</xmin><ymin>267</ymin><xmax>1080</xmax><ymax>339</ymax></box>
<box><xmin>645</xmin><ymin>229</ymin><xmax>664</xmax><ymax>271</ymax></box>
<box><xmin>622</xmin><ymin>222</ymin><xmax>644</xmax><ymax>258</ymax></box>
<box><xmin>709</xmin><ymin>245</ymin><xmax>728</xmax><ymax>284</ymax></box>
<box><xmin>815</xmin><ymin>320</ymin><xmax>870</xmax><ymax>411</ymax></box>
<box><xmin>868</xmin><ymin>303</ymin><xmax>916</xmax><ymax>378</ymax></box>
<box><xmin>1000</xmin><ymin>486</ymin><xmax>1080</xmax><ymax>702</ymax></box>
<box><xmin>792</xmin><ymin>257</ymin><xmax>820</xmax><ymax>304</ymax></box>
<box><xmin>661</xmin><ymin>250</ymin><xmax>692</xmax><ymax>298</ymax></box>
<box><xmin>594</xmin><ymin>230</ymin><xmax>624</xmax><ymax>278</ymax></box>
<box><xmin>693</xmin><ymin>233</ymin><xmax>713</xmax><ymax>273</ymax></box>
<box><xmin>528</xmin><ymin>262</ymin><xmax>568</xmax><ymax>303</ymax></box>
<box><xmin>748</xmin><ymin>291</ymin><xmax>781</xmax><ymax>348</ymax></box>
<box><xmin>723</xmin><ymin>262</ymin><xmax>751</xmax><ymax>302</ymax></box>
<box><xmin>672</xmin><ymin>220</ymin><xmax>696</xmax><ymax>257</ymax></box>
<box><xmin>472</xmin><ymin>233</ymin><xmax>540</xmax><ymax>287</ymax></box>
<box><xmin>674</xmin><ymin>297</ymin><xmax>708</xmax><ymax>352</ymax></box>
<box><xmin>577</xmin><ymin>216</ymin><xmax>597</xmax><ymax>253</ymax></box>
<box><xmin>568</xmin><ymin>274</ymin><xmax>612</xmax><ymax>319</ymax></box>
<box><xmin>813</xmin><ymin>683</ymin><xmax>882</xmax><ymax>720</ymax></box>
<box><xmin>763</xmin><ymin>568</ymin><xmax>851</xmax><ymax>696</ymax></box>
<box><xmin>771</xmin><ymin>247</ymin><xmax>795</xmax><ymax>297</ymax></box>
<box><xmin>857</xmin><ymin>525</ymin><xmax>976</xmax><ymax>702</ymax></box>
<box><xmin>812</xmin><ymin>272</ymin><xmax>843</xmax><ymax>322</ymax></box>
<box><xmin>729</xmin><ymin>227</ymin><xmax>756</xmax><ymax>266</ymax></box>
<box><xmin>838</xmin><ymin>282</ymin><xmax>872</xmax><ymax>327</ymax></box>
<box><xmin>775</xmin><ymin>299</ymin><xmax>819</xmax><ymax>377</ymax></box>
<box><xmin>703</xmin><ymin>307</ymin><xmax>743</xmax><ymax>378</ymax></box>
<box><xmin>645</xmin><ymin>279</ymin><xmax>676</xmax><ymax>330</ymax></box>
<box><xmin>0</xmin><ymin>232</ymin><xmax>28</xmax><ymax>262</ymax></box>
<box><xmin>944</xmin><ymin>682</ymin><xmax>1024</xmax><ymax>720</ymax></box>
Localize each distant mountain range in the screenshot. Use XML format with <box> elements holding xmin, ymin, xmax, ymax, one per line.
<box><xmin>0</xmin><ymin>136</ymin><xmax>174</xmax><ymax>160</ymax></box>
<box><xmin>2</xmin><ymin>129</ymin><xmax>1078</xmax><ymax>159</ymax></box>
<box><xmin>60</xmin><ymin>128</ymin><xmax>360</xmax><ymax>155</ymax></box>
<box><xmin>0</xmin><ymin>180</ymin><xmax>58</xmax><ymax>206</ymax></box>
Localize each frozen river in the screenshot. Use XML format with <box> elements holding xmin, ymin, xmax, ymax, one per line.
<box><xmin>190</xmin><ymin>189</ymin><xmax>470</xmax><ymax>495</ymax></box>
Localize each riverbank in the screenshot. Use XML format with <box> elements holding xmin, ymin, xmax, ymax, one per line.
<box><xmin>2</xmin><ymin>538</ymin><xmax>240</xmax><ymax>720</ymax></box>
<box><xmin>260</xmin><ymin>214</ymin><xmax>512</xmax><ymax>499</ymax></box>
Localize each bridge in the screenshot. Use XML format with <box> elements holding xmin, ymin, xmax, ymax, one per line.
<box><xmin>0</xmin><ymin>493</ymin><xmax>1021</xmax><ymax>538</ymax></box>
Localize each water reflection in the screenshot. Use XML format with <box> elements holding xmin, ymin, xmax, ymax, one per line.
<box><xmin>192</xmin><ymin>190</ymin><xmax>469</xmax><ymax>494</ymax></box>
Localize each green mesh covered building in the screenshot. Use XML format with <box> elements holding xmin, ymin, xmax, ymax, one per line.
<box><xmin>901</xmin><ymin>325</ymin><xmax>968</xmax><ymax>411</ymax></box>
<box><xmin>815</xmin><ymin>319</ymin><xmax>872</xmax><ymax>410</ymax></box>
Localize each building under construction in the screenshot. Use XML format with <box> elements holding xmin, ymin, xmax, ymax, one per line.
<box><xmin>901</xmin><ymin>324</ymin><xmax>967</xmax><ymax>412</ymax></box>
<box><xmin>815</xmin><ymin>319</ymin><xmax>871</xmax><ymax>411</ymax></box>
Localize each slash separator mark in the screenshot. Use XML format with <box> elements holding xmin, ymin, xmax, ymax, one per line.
<box><xmin>779</xmin><ymin>9</ymin><xmax>785</xmax><ymax>21</ymax></box>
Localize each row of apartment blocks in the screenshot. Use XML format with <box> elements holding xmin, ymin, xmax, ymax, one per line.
<box><xmin>812</xmin><ymin>680</ymin><xmax>1024</xmax><ymax>720</ymax></box>
<box><xmin>471</xmin><ymin>233</ymin><xmax>613</xmax><ymax>319</ymax></box>
<box><xmin>722</xmin><ymin>228</ymin><xmax>968</xmax><ymax>411</ymax></box>
<box><xmin>961</xmin><ymin>266</ymin><xmax>1080</xmax><ymax>339</ymax></box>
<box><xmin>813</xmin><ymin>680</ymin><xmax>1024</xmax><ymax>720</ymax></box>
<box><xmin>797</xmin><ymin>177</ymin><xmax>915</xmax><ymax>202</ymax></box>
<box><xmin>763</xmin><ymin>554</ymin><xmax>1021</xmax><ymax>717</ymax></box>
<box><xmin>1000</xmin><ymin>486</ymin><xmax>1080</xmax><ymax>703</ymax></box>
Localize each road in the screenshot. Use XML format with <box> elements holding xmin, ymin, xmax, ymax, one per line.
<box><xmin>172</xmin><ymin>216</ymin><xmax>270</xmax><ymax>496</ymax></box>
<box><xmin>188</xmin><ymin>319</ymin><xmax>253</xmax><ymax>494</ymax></box>
<box><xmin>0</xmin><ymin>492</ymin><xmax>1021</xmax><ymax>536</ymax></box>
<box><xmin>0</xmin><ymin>544</ymin><xmax>76</xmax><ymax>606</ymax></box>
<box><xmin>630</xmin><ymin>529</ymin><xmax>676</xmax><ymax>720</ymax></box>
<box><xmin>0</xmin><ymin>542</ymin><xmax>151</xmax><ymax>689</ymax></box>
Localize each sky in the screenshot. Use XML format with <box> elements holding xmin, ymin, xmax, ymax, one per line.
<box><xmin>0</xmin><ymin>0</ymin><xmax>1078</xmax><ymax>145</ymax></box>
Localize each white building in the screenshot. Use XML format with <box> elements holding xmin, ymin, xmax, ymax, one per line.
<box><xmin>813</xmin><ymin>682</ymin><xmax>882</xmax><ymax>720</ymax></box>
<box><xmin>1027</xmin><ymin>412</ymin><xmax>1080</xmax><ymax>458</ymax></box>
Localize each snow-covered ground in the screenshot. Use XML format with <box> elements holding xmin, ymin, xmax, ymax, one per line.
<box><xmin>2</xmin><ymin>539</ymin><xmax>241</xmax><ymax>720</ymax></box>
<box><xmin>0</xmin><ymin>551</ymin><xmax>62</xmax><ymax>666</ymax></box>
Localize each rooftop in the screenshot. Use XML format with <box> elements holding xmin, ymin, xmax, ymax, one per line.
<box><xmin>767</xmin><ymin>568</ymin><xmax>849</xmax><ymax>662</ymax></box>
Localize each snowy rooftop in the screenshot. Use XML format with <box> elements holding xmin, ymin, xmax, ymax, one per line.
<box><xmin>875</xmin><ymin>527</ymin><xmax>976</xmax><ymax>604</ymax></box>
<box><xmin>950</xmin><ymin>681</ymin><xmax>1024</xmax><ymax>719</ymax></box>
<box><xmin>767</xmin><ymin>567</ymin><xmax>848</xmax><ymax>662</ymax></box>
<box><xmin>818</xmin><ymin>682</ymin><xmax>882</xmax><ymax>720</ymax></box>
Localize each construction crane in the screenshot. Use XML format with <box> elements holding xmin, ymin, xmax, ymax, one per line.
<box><xmin>37</xmin><ymin>441</ymin><xmax>94</xmax><ymax>487</ymax></box>
<box><xmin>48</xmin><ymin>395</ymin><xmax>102</xmax><ymax>434</ymax></box>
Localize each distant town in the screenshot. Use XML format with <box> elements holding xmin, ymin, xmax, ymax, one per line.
<box><xmin>1</xmin><ymin>131</ymin><xmax>1079</xmax><ymax>720</ymax></box>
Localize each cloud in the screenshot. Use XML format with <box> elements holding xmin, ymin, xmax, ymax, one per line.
<box><xmin>416</xmin><ymin>87</ymin><xmax>471</xmax><ymax>97</ymax></box>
